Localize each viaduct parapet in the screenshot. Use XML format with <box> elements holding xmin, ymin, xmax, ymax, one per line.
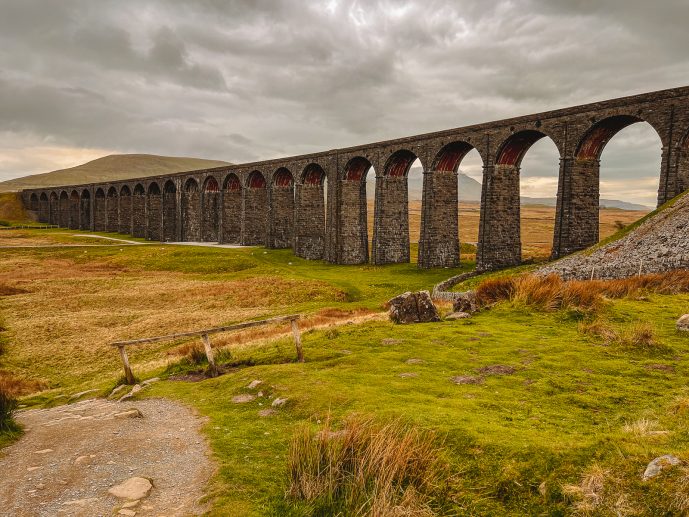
<box><xmin>21</xmin><ymin>86</ymin><xmax>689</xmax><ymax>271</ymax></box>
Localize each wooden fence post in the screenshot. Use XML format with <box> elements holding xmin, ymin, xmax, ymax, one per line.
<box><xmin>118</xmin><ymin>345</ymin><xmax>136</xmax><ymax>385</ymax></box>
<box><xmin>291</xmin><ymin>319</ymin><xmax>304</xmax><ymax>363</ymax></box>
<box><xmin>201</xmin><ymin>333</ymin><xmax>219</xmax><ymax>377</ymax></box>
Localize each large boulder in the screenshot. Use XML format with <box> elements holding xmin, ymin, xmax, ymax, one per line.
<box><xmin>676</xmin><ymin>314</ymin><xmax>689</xmax><ymax>331</ymax></box>
<box><xmin>388</xmin><ymin>291</ymin><xmax>440</xmax><ymax>324</ymax></box>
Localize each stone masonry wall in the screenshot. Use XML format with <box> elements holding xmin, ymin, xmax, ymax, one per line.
<box><xmin>269</xmin><ymin>186</ymin><xmax>294</xmax><ymax>248</ymax></box>
<box><xmin>147</xmin><ymin>194</ymin><xmax>162</xmax><ymax>241</ymax></box>
<box><xmin>372</xmin><ymin>176</ymin><xmax>409</xmax><ymax>264</ymax></box>
<box><xmin>242</xmin><ymin>187</ymin><xmax>267</xmax><ymax>246</ymax></box>
<box><xmin>93</xmin><ymin>197</ymin><xmax>105</xmax><ymax>231</ymax></box>
<box><xmin>132</xmin><ymin>194</ymin><xmax>146</xmax><ymax>238</ymax></box>
<box><xmin>419</xmin><ymin>170</ymin><xmax>460</xmax><ymax>268</ymax></box>
<box><xmin>182</xmin><ymin>191</ymin><xmax>201</xmax><ymax>241</ymax></box>
<box><xmin>294</xmin><ymin>184</ymin><xmax>325</xmax><ymax>259</ymax></box>
<box><xmin>338</xmin><ymin>179</ymin><xmax>368</xmax><ymax>264</ymax></box>
<box><xmin>201</xmin><ymin>191</ymin><xmax>220</xmax><ymax>242</ymax></box>
<box><xmin>221</xmin><ymin>190</ymin><xmax>241</xmax><ymax>244</ymax></box>
<box><xmin>162</xmin><ymin>192</ymin><xmax>177</xmax><ymax>242</ymax></box>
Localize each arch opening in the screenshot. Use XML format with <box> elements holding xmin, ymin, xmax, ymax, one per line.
<box><xmin>558</xmin><ymin>117</ymin><xmax>662</xmax><ymax>256</ymax></box>
<box><xmin>29</xmin><ymin>193</ymin><xmax>39</xmax><ymax>212</ymax></box>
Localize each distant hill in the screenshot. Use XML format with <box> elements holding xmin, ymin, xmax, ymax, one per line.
<box><xmin>0</xmin><ymin>154</ymin><xmax>232</xmax><ymax>192</ymax></box>
<box><xmin>403</xmin><ymin>167</ymin><xmax>651</xmax><ymax>211</ymax></box>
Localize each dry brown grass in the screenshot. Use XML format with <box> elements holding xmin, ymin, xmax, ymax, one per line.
<box><xmin>287</xmin><ymin>415</ymin><xmax>449</xmax><ymax>516</ymax></box>
<box><xmin>0</xmin><ymin>254</ymin><xmax>348</xmax><ymax>391</ymax></box>
<box><xmin>561</xmin><ymin>465</ymin><xmax>638</xmax><ymax>516</ymax></box>
<box><xmin>476</xmin><ymin>271</ymin><xmax>689</xmax><ymax>313</ymax></box>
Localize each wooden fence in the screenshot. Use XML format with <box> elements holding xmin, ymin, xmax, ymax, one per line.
<box><xmin>111</xmin><ymin>314</ymin><xmax>303</xmax><ymax>384</ymax></box>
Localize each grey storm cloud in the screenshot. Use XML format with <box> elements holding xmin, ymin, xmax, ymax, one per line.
<box><xmin>0</xmin><ymin>0</ymin><xmax>687</xmax><ymax>204</ymax></box>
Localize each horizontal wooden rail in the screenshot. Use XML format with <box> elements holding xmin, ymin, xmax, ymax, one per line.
<box><xmin>111</xmin><ymin>314</ymin><xmax>303</xmax><ymax>384</ymax></box>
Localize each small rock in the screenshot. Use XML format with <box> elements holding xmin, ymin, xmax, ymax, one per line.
<box><xmin>445</xmin><ymin>311</ymin><xmax>471</xmax><ymax>320</ymax></box>
<box><xmin>258</xmin><ymin>409</ymin><xmax>276</xmax><ymax>417</ymax></box>
<box><xmin>388</xmin><ymin>291</ymin><xmax>440</xmax><ymax>324</ymax></box>
<box><xmin>36</xmin><ymin>483</ymin><xmax>45</xmax><ymax>491</ymax></box>
<box><xmin>63</xmin><ymin>498</ymin><xmax>99</xmax><ymax>507</ymax></box>
<box><xmin>34</xmin><ymin>449</ymin><xmax>53</xmax><ymax>455</ymax></box>
<box><xmin>108</xmin><ymin>477</ymin><xmax>153</xmax><ymax>500</ymax></box>
<box><xmin>109</xmin><ymin>385</ymin><xmax>128</xmax><ymax>398</ymax></box>
<box><xmin>257</xmin><ymin>391</ymin><xmax>264</xmax><ymax>397</ymax></box>
<box><xmin>272</xmin><ymin>397</ymin><xmax>288</xmax><ymax>408</ymax></box>
<box><xmin>114</xmin><ymin>409</ymin><xmax>144</xmax><ymax>419</ymax></box>
<box><xmin>247</xmin><ymin>380</ymin><xmax>262</xmax><ymax>389</ymax></box>
<box><xmin>405</xmin><ymin>358</ymin><xmax>424</xmax><ymax>365</ymax></box>
<box><xmin>642</xmin><ymin>455</ymin><xmax>682</xmax><ymax>480</ymax></box>
<box><xmin>141</xmin><ymin>377</ymin><xmax>160</xmax><ymax>386</ymax></box>
<box><xmin>451</xmin><ymin>375</ymin><xmax>483</xmax><ymax>385</ymax></box>
<box><xmin>381</xmin><ymin>338</ymin><xmax>403</xmax><ymax>346</ymax></box>
<box><xmin>74</xmin><ymin>455</ymin><xmax>91</xmax><ymax>466</ymax></box>
<box><xmin>118</xmin><ymin>384</ymin><xmax>143</xmax><ymax>402</ymax></box>
<box><xmin>118</xmin><ymin>509</ymin><xmax>136</xmax><ymax>516</ymax></box>
<box><xmin>69</xmin><ymin>389</ymin><xmax>99</xmax><ymax>401</ymax></box>
<box><xmin>231</xmin><ymin>394</ymin><xmax>256</xmax><ymax>404</ymax></box>
<box><xmin>398</xmin><ymin>372</ymin><xmax>418</xmax><ymax>379</ymax></box>
<box><xmin>122</xmin><ymin>500</ymin><xmax>140</xmax><ymax>509</ymax></box>
<box><xmin>677</xmin><ymin>314</ymin><xmax>689</xmax><ymax>331</ymax></box>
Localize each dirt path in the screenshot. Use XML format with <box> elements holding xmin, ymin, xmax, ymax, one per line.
<box><xmin>0</xmin><ymin>398</ymin><xmax>214</xmax><ymax>516</ymax></box>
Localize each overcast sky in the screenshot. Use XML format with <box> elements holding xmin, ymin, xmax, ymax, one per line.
<box><xmin>1</xmin><ymin>0</ymin><xmax>688</xmax><ymax>205</ymax></box>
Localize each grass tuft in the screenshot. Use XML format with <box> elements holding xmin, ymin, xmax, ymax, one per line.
<box><xmin>475</xmin><ymin>271</ymin><xmax>689</xmax><ymax>313</ymax></box>
<box><xmin>286</xmin><ymin>415</ymin><xmax>451</xmax><ymax>516</ymax></box>
<box><xmin>0</xmin><ymin>377</ymin><xmax>20</xmax><ymax>433</ymax></box>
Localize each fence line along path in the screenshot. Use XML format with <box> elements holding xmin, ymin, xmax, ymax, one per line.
<box><xmin>111</xmin><ymin>314</ymin><xmax>304</xmax><ymax>384</ymax></box>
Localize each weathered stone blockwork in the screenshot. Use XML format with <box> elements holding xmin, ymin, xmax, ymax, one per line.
<box><xmin>22</xmin><ymin>86</ymin><xmax>689</xmax><ymax>271</ymax></box>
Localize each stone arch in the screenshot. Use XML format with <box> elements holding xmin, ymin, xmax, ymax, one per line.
<box><xmin>49</xmin><ymin>191</ymin><xmax>59</xmax><ymax>225</ymax></box>
<box><xmin>58</xmin><ymin>190</ymin><xmax>69</xmax><ymax>228</ymax></box>
<box><xmin>339</xmin><ymin>157</ymin><xmax>373</xmax><ymax>264</ymax></box>
<box><xmin>201</xmin><ymin>176</ymin><xmax>220</xmax><ymax>242</ymax></box>
<box><xmin>39</xmin><ymin>192</ymin><xmax>49</xmax><ymax>223</ymax></box>
<box><xmin>372</xmin><ymin>149</ymin><xmax>423</xmax><ymax>265</ymax></box>
<box><xmin>182</xmin><ymin>178</ymin><xmax>201</xmax><ymax>241</ymax></box>
<box><xmin>242</xmin><ymin>171</ymin><xmax>267</xmax><ymax>245</ymax></box>
<box><xmin>269</xmin><ymin>168</ymin><xmax>295</xmax><ymax>249</ymax></box>
<box><xmin>131</xmin><ymin>183</ymin><xmax>146</xmax><ymax>238</ymax></box>
<box><xmin>105</xmin><ymin>186</ymin><xmax>118</xmax><ymax>232</ymax></box>
<box><xmin>477</xmin><ymin>130</ymin><xmax>560</xmax><ymax>269</ymax></box>
<box><xmin>295</xmin><ymin>164</ymin><xmax>327</xmax><ymax>259</ymax></box>
<box><xmin>79</xmin><ymin>189</ymin><xmax>91</xmax><ymax>230</ymax></box>
<box><xmin>221</xmin><ymin>173</ymin><xmax>241</xmax><ymax>244</ymax></box>
<box><xmin>93</xmin><ymin>188</ymin><xmax>105</xmax><ymax>231</ymax></box>
<box><xmin>118</xmin><ymin>185</ymin><xmax>132</xmax><ymax>234</ymax></box>
<box><xmin>147</xmin><ymin>182</ymin><xmax>162</xmax><ymax>241</ymax></box>
<box><xmin>420</xmin><ymin>141</ymin><xmax>485</xmax><ymax>268</ymax></box>
<box><xmin>553</xmin><ymin>116</ymin><xmax>664</xmax><ymax>256</ymax></box>
<box><xmin>69</xmin><ymin>190</ymin><xmax>80</xmax><ymax>229</ymax></box>
<box><xmin>162</xmin><ymin>180</ymin><xmax>177</xmax><ymax>242</ymax></box>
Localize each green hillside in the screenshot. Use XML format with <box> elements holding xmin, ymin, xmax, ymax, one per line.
<box><xmin>0</xmin><ymin>154</ymin><xmax>231</xmax><ymax>192</ymax></box>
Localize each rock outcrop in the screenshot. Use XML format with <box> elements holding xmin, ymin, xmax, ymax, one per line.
<box><xmin>388</xmin><ymin>291</ymin><xmax>440</xmax><ymax>324</ymax></box>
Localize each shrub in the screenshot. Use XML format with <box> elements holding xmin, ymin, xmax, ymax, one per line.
<box><xmin>286</xmin><ymin>415</ymin><xmax>451</xmax><ymax>516</ymax></box>
<box><xmin>0</xmin><ymin>378</ymin><xmax>19</xmax><ymax>433</ymax></box>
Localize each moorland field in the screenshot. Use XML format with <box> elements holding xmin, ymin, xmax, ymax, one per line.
<box><xmin>2</xmin><ymin>201</ymin><xmax>688</xmax><ymax>515</ymax></box>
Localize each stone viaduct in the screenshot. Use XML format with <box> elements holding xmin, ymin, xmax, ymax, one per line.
<box><xmin>21</xmin><ymin>86</ymin><xmax>689</xmax><ymax>271</ymax></box>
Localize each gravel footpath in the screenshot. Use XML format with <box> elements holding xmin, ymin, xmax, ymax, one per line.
<box><xmin>0</xmin><ymin>398</ymin><xmax>214</xmax><ymax>516</ymax></box>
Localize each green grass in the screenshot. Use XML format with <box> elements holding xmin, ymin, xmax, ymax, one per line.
<box><xmin>140</xmin><ymin>293</ymin><xmax>689</xmax><ymax>515</ymax></box>
<box><xmin>3</xmin><ymin>230</ymin><xmax>689</xmax><ymax>514</ymax></box>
